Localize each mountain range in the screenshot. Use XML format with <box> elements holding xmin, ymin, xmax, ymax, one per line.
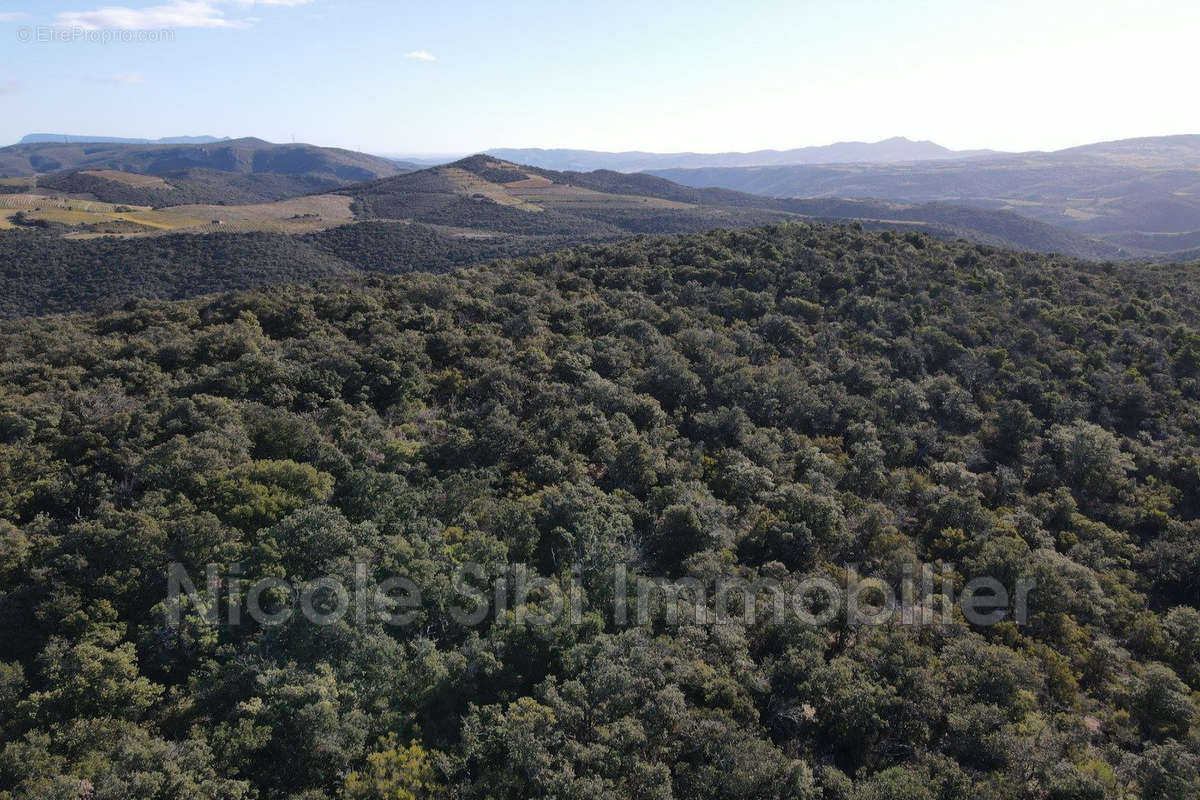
<box><xmin>648</xmin><ymin>135</ymin><xmax>1200</xmax><ymax>253</ymax></box>
<box><xmin>486</xmin><ymin>136</ymin><xmax>999</xmax><ymax>172</ymax></box>
<box><xmin>4</xmin><ymin>134</ymin><xmax>1200</xmax><ymax>273</ymax></box>
<box><xmin>17</xmin><ymin>133</ymin><xmax>230</xmax><ymax>145</ymax></box>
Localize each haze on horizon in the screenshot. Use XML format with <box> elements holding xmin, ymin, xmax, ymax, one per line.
<box><xmin>1</xmin><ymin>0</ymin><xmax>1197</xmax><ymax>155</ymax></box>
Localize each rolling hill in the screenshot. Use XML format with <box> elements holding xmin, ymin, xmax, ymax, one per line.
<box><xmin>33</xmin><ymin>168</ymin><xmax>376</xmax><ymax>207</ymax></box>
<box><xmin>0</xmin><ymin>137</ymin><xmax>403</xmax><ymax>180</ymax></box>
<box><xmin>0</xmin><ymin>140</ymin><xmax>1165</xmax><ymax>260</ymax></box>
<box><xmin>341</xmin><ymin>155</ymin><xmax>1127</xmax><ymax>258</ymax></box>
<box><xmin>342</xmin><ymin>155</ymin><xmax>795</xmax><ymax>237</ymax></box>
<box><xmin>0</xmin><ymin>152</ymin><xmax>1137</xmax><ymax>310</ymax></box>
<box><xmin>0</xmin><ymin>138</ymin><xmax>411</xmax><ymax>206</ymax></box>
<box><xmin>0</xmin><ymin>158</ymin><xmax>1135</xmax><ymax>317</ymax></box>
<box><xmin>0</xmin><ymin>151</ymin><xmax>1175</xmax><ymax>319</ymax></box>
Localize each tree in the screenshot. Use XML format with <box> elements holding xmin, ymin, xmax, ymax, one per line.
<box><xmin>343</xmin><ymin>735</ymin><xmax>441</xmax><ymax>800</ymax></box>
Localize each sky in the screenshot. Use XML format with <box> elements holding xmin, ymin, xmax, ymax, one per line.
<box><xmin>0</xmin><ymin>0</ymin><xmax>1197</xmax><ymax>156</ymax></box>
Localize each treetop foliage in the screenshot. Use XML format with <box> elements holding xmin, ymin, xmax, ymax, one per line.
<box><xmin>1</xmin><ymin>223</ymin><xmax>1198</xmax><ymax>798</ymax></box>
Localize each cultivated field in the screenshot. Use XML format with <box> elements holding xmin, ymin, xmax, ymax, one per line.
<box><xmin>504</xmin><ymin>181</ymin><xmax>694</xmax><ymax>210</ymax></box>
<box><xmin>440</xmin><ymin>167</ymin><xmax>544</xmax><ymax>210</ymax></box>
<box><xmin>0</xmin><ymin>192</ymin><xmax>355</xmax><ymax>237</ymax></box>
<box><xmin>158</xmin><ymin>194</ymin><xmax>356</xmax><ymax>233</ymax></box>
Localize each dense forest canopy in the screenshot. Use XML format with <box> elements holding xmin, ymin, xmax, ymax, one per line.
<box><xmin>0</xmin><ymin>223</ymin><xmax>1198</xmax><ymax>798</ymax></box>
<box><xmin>0</xmin><ymin>224</ymin><xmax>576</xmax><ymax>318</ymax></box>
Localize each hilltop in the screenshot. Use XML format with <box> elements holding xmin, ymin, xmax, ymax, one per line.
<box><xmin>0</xmin><ymin>138</ymin><xmax>409</xmax><ymax>205</ymax></box>
<box><xmin>342</xmin><ymin>154</ymin><xmax>793</xmax><ymax>237</ymax></box>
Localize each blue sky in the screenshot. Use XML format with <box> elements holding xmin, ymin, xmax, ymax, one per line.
<box><xmin>0</xmin><ymin>0</ymin><xmax>1197</xmax><ymax>155</ymax></box>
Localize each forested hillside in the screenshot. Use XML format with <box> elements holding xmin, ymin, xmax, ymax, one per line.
<box><xmin>0</xmin><ymin>139</ymin><xmax>409</xmax><ymax>208</ymax></box>
<box><xmin>35</xmin><ymin>169</ymin><xmax>365</xmax><ymax>207</ymax></box>
<box><xmin>0</xmin><ymin>138</ymin><xmax>402</xmax><ymax>182</ymax></box>
<box><xmin>343</xmin><ymin>155</ymin><xmax>791</xmax><ymax>237</ymax></box>
<box><xmin>0</xmin><ymin>224</ymin><xmax>573</xmax><ymax>317</ymax></box>
<box><xmin>0</xmin><ymin>224</ymin><xmax>1198</xmax><ymax>798</ymax></box>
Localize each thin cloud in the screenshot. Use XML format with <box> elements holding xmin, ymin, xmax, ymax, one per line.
<box><xmin>0</xmin><ymin>79</ymin><xmax>20</xmax><ymax>95</ymax></box>
<box><xmin>0</xmin><ymin>12</ymin><xmax>29</xmax><ymax>21</ymax></box>
<box><xmin>404</xmin><ymin>50</ymin><xmax>436</xmax><ymax>62</ymax></box>
<box><xmin>55</xmin><ymin>0</ymin><xmax>312</xmax><ymax>31</ymax></box>
<box><xmin>84</xmin><ymin>72</ymin><xmax>147</xmax><ymax>84</ymax></box>
<box><xmin>57</xmin><ymin>1</ymin><xmax>235</xmax><ymax>29</ymax></box>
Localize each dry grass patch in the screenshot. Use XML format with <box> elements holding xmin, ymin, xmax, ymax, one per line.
<box><xmin>507</xmin><ymin>183</ymin><xmax>692</xmax><ymax>210</ymax></box>
<box><xmin>0</xmin><ymin>192</ymin><xmax>355</xmax><ymax>237</ymax></box>
<box><xmin>78</xmin><ymin>170</ymin><xmax>174</xmax><ymax>188</ymax></box>
<box><xmin>158</xmin><ymin>194</ymin><xmax>355</xmax><ymax>233</ymax></box>
<box><xmin>440</xmin><ymin>168</ymin><xmax>542</xmax><ymax>210</ymax></box>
